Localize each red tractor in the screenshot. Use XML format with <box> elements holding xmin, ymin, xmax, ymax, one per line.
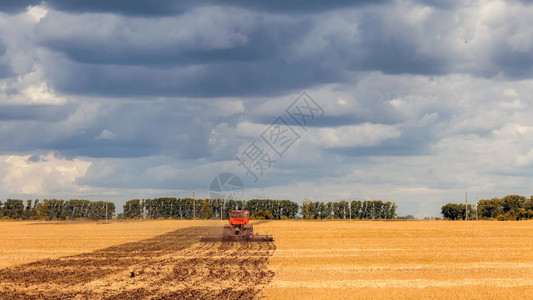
<box><xmin>201</xmin><ymin>210</ymin><xmax>273</xmax><ymax>242</ymax></box>
<box><xmin>224</xmin><ymin>210</ymin><xmax>254</xmax><ymax>239</ymax></box>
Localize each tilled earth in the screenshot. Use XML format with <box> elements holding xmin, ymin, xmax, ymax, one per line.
<box><xmin>0</xmin><ymin>225</ymin><xmax>276</xmax><ymax>299</ymax></box>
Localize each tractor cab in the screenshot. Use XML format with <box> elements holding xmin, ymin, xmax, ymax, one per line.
<box><xmin>228</xmin><ymin>210</ymin><xmax>249</xmax><ymax>226</ymax></box>
<box><xmin>200</xmin><ymin>209</ymin><xmax>273</xmax><ymax>242</ymax></box>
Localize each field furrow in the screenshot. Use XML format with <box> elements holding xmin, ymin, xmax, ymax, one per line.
<box><xmin>0</xmin><ymin>224</ymin><xmax>276</xmax><ymax>299</ymax></box>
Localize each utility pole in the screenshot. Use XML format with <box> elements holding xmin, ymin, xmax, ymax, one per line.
<box><xmin>105</xmin><ymin>201</ymin><xmax>108</xmax><ymax>224</ymax></box>
<box><xmin>476</xmin><ymin>196</ymin><xmax>478</xmax><ymax>221</ymax></box>
<box><xmin>465</xmin><ymin>191</ymin><xmax>468</xmax><ymax>221</ymax></box>
<box><xmin>349</xmin><ymin>198</ymin><xmax>351</xmax><ymax>221</ymax></box>
<box><xmin>221</xmin><ymin>201</ymin><xmax>223</xmax><ymax>221</ymax></box>
<box><xmin>193</xmin><ymin>192</ymin><xmax>195</xmax><ymax>221</ymax></box>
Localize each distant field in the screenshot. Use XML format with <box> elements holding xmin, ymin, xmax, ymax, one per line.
<box><xmin>255</xmin><ymin>220</ymin><xmax>533</xmax><ymax>299</ymax></box>
<box><xmin>0</xmin><ymin>220</ymin><xmax>222</xmax><ymax>268</ymax></box>
<box><xmin>2</xmin><ymin>220</ymin><xmax>533</xmax><ymax>299</ymax></box>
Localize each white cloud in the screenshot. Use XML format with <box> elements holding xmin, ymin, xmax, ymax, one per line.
<box><xmin>0</xmin><ymin>81</ymin><xmax>67</xmax><ymax>105</ymax></box>
<box><xmin>0</xmin><ymin>154</ymin><xmax>91</xmax><ymax>195</ymax></box>
<box><xmin>306</xmin><ymin>123</ymin><xmax>401</xmax><ymax>148</ymax></box>
<box><xmin>493</xmin><ymin>123</ymin><xmax>533</xmax><ymax>138</ymax></box>
<box><xmin>95</xmin><ymin>129</ymin><xmax>116</xmax><ymax>140</ymax></box>
<box><xmin>0</xmin><ymin>8</ymin><xmax>65</xmax><ymax>106</ymax></box>
<box><xmin>26</xmin><ymin>6</ymin><xmax>48</xmax><ymax>23</ymax></box>
<box><xmin>516</xmin><ymin>149</ymin><xmax>533</xmax><ymax>167</ymax></box>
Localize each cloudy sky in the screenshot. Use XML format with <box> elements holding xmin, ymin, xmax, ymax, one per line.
<box><xmin>2</xmin><ymin>0</ymin><xmax>533</xmax><ymax>217</ymax></box>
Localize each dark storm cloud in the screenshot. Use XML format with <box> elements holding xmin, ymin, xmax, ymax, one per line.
<box><xmin>47</xmin><ymin>101</ymin><xmax>216</xmax><ymax>159</ymax></box>
<box><xmin>49</xmin><ymin>138</ymin><xmax>157</xmax><ymax>159</ymax></box>
<box><xmin>328</xmin><ymin>139</ymin><xmax>431</xmax><ymax>157</ymax></box>
<box><xmin>0</xmin><ymin>65</ymin><xmax>11</xmax><ymax>78</ymax></box>
<box><xmin>36</xmin><ymin>9</ymin><xmax>344</xmax><ymax>98</ymax></box>
<box><xmin>43</xmin><ymin>0</ymin><xmax>387</xmax><ymax>16</ymax></box>
<box><xmin>44</xmin><ymin>57</ymin><xmax>342</xmax><ymax>98</ymax></box>
<box><xmin>34</xmin><ymin>3</ymin><xmax>454</xmax><ymax>101</ymax></box>
<box><xmin>488</xmin><ymin>49</ymin><xmax>533</xmax><ymax>79</ymax></box>
<box><xmin>0</xmin><ymin>104</ymin><xmax>76</xmax><ymax>122</ymax></box>
<box><xmin>0</xmin><ymin>0</ymin><xmax>39</xmax><ymax>13</ymax></box>
<box><xmin>0</xmin><ymin>39</ymin><xmax>6</xmax><ymax>56</ymax></box>
<box><xmin>354</xmin><ymin>13</ymin><xmax>448</xmax><ymax>75</ymax></box>
<box><xmin>45</xmin><ymin>0</ymin><xmax>195</xmax><ymax>16</ymax></box>
<box><xmin>412</xmin><ymin>0</ymin><xmax>463</xmax><ymax>10</ymax></box>
<box><xmin>0</xmin><ymin>99</ymin><xmax>222</xmax><ymax>159</ymax></box>
<box><xmin>36</xmin><ymin>9</ymin><xmax>441</xmax><ymax>100</ymax></box>
<box><xmin>38</xmin><ymin>15</ymin><xmax>310</xmax><ymax>66</ymax></box>
<box><xmin>219</xmin><ymin>0</ymin><xmax>388</xmax><ymax>14</ymax></box>
<box><xmin>0</xmin><ymin>37</ymin><xmax>11</xmax><ymax>78</ymax></box>
<box><xmin>0</xmin><ymin>104</ymin><xmax>78</xmax><ymax>154</ymax></box>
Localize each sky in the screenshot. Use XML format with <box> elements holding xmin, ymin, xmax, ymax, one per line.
<box><xmin>1</xmin><ymin>0</ymin><xmax>533</xmax><ymax>217</ymax></box>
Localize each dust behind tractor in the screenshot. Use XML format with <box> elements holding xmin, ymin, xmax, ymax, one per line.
<box><xmin>201</xmin><ymin>210</ymin><xmax>274</xmax><ymax>242</ymax></box>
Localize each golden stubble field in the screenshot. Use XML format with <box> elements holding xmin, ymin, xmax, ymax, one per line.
<box><xmin>254</xmin><ymin>220</ymin><xmax>533</xmax><ymax>299</ymax></box>
<box><xmin>1</xmin><ymin>220</ymin><xmax>533</xmax><ymax>299</ymax></box>
<box><xmin>0</xmin><ymin>220</ymin><xmax>221</xmax><ymax>268</ymax></box>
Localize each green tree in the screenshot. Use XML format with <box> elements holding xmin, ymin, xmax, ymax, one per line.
<box><xmin>350</xmin><ymin>201</ymin><xmax>362</xmax><ymax>219</ymax></box>
<box><xmin>44</xmin><ymin>199</ymin><xmax>66</xmax><ymax>220</ymax></box>
<box><xmin>501</xmin><ymin>195</ymin><xmax>526</xmax><ymax>219</ymax></box>
<box><xmin>4</xmin><ymin>199</ymin><xmax>24</xmax><ymax>219</ymax></box>
<box><xmin>441</xmin><ymin>203</ymin><xmax>462</xmax><ymax>220</ymax></box>
<box><xmin>210</xmin><ymin>199</ymin><xmax>224</xmax><ymax>219</ymax></box>
<box><xmin>32</xmin><ymin>200</ymin><xmax>48</xmax><ymax>220</ymax></box>
<box><xmin>180</xmin><ymin>198</ymin><xmax>194</xmax><ymax>220</ymax></box>
<box><xmin>86</xmin><ymin>201</ymin><xmax>114</xmax><ymax>220</ymax></box>
<box><xmin>478</xmin><ymin>198</ymin><xmax>501</xmax><ymax>219</ymax></box>
<box><xmin>301</xmin><ymin>199</ymin><xmax>312</xmax><ymax>219</ymax></box>
<box><xmin>373</xmin><ymin>201</ymin><xmax>383</xmax><ymax>219</ymax></box>
<box><xmin>362</xmin><ymin>201</ymin><xmax>373</xmax><ymax>219</ymax></box>
<box><xmin>280</xmin><ymin>200</ymin><xmax>298</xmax><ymax>219</ymax></box>
<box><xmin>384</xmin><ymin>201</ymin><xmax>397</xmax><ymax>219</ymax></box>
<box><xmin>23</xmin><ymin>200</ymin><xmax>32</xmax><ymax>219</ymax></box>
<box><xmin>200</xmin><ymin>200</ymin><xmax>215</xmax><ymax>219</ymax></box>
<box><xmin>441</xmin><ymin>203</ymin><xmax>474</xmax><ymax>220</ymax></box>
<box><xmin>252</xmin><ymin>210</ymin><xmax>274</xmax><ymax>220</ymax></box>
<box><xmin>323</xmin><ymin>202</ymin><xmax>333</xmax><ymax>219</ymax></box>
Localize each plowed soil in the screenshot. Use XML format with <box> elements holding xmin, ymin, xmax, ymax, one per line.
<box><xmin>0</xmin><ymin>225</ymin><xmax>276</xmax><ymax>299</ymax></box>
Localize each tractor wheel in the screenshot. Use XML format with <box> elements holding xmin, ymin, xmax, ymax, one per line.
<box><xmin>223</xmin><ymin>226</ymin><xmax>232</xmax><ymax>239</ymax></box>
<box><xmin>243</xmin><ymin>228</ymin><xmax>253</xmax><ymax>240</ymax></box>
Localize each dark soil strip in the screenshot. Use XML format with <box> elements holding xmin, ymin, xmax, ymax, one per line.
<box><xmin>0</xmin><ymin>224</ymin><xmax>276</xmax><ymax>299</ymax></box>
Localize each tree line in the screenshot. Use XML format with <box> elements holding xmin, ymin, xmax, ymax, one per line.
<box><xmin>478</xmin><ymin>195</ymin><xmax>533</xmax><ymax>220</ymax></box>
<box><xmin>300</xmin><ymin>199</ymin><xmax>397</xmax><ymax>219</ymax></box>
<box><xmin>441</xmin><ymin>195</ymin><xmax>533</xmax><ymax>220</ymax></box>
<box><xmin>121</xmin><ymin>198</ymin><xmax>300</xmax><ymax>220</ymax></box>
<box><xmin>0</xmin><ymin>197</ymin><xmax>398</xmax><ymax>221</ymax></box>
<box><xmin>122</xmin><ymin>198</ymin><xmax>396</xmax><ymax>220</ymax></box>
<box><xmin>0</xmin><ymin>199</ymin><xmax>115</xmax><ymax>221</ymax></box>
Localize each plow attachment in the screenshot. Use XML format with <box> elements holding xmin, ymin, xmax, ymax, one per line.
<box><xmin>200</xmin><ymin>232</ymin><xmax>274</xmax><ymax>242</ymax></box>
